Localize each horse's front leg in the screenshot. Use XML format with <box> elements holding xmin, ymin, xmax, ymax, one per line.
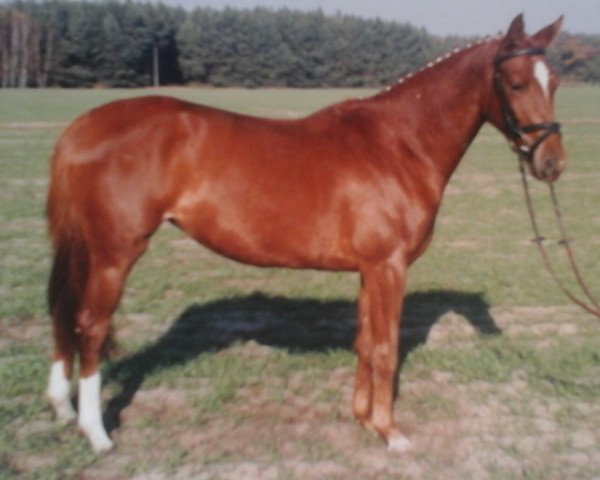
<box><xmin>353</xmin><ymin>278</ymin><xmax>373</xmax><ymax>426</ymax></box>
<box><xmin>354</xmin><ymin>258</ymin><xmax>411</xmax><ymax>453</ymax></box>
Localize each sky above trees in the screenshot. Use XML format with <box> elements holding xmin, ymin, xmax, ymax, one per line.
<box><xmin>158</xmin><ymin>0</ymin><xmax>600</xmax><ymax>36</ymax></box>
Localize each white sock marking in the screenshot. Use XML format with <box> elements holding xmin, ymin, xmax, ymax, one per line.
<box><xmin>534</xmin><ymin>60</ymin><xmax>550</xmax><ymax>98</ymax></box>
<box><xmin>79</xmin><ymin>372</ymin><xmax>114</xmax><ymax>453</ymax></box>
<box><xmin>47</xmin><ymin>360</ymin><xmax>76</xmax><ymax>421</ymax></box>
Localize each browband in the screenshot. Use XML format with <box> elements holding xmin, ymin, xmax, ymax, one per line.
<box><xmin>494</xmin><ymin>47</ymin><xmax>546</xmax><ymax>66</ymax></box>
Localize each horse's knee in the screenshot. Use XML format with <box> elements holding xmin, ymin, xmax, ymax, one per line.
<box><xmin>354</xmin><ymin>337</ymin><xmax>370</xmax><ymax>363</ymax></box>
<box><xmin>371</xmin><ymin>342</ymin><xmax>397</xmax><ymax>380</ymax></box>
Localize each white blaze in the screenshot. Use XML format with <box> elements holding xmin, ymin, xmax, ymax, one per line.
<box><xmin>534</xmin><ymin>60</ymin><xmax>551</xmax><ymax>98</ymax></box>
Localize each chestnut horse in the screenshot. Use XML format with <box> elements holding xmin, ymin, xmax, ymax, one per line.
<box><xmin>46</xmin><ymin>15</ymin><xmax>565</xmax><ymax>453</ymax></box>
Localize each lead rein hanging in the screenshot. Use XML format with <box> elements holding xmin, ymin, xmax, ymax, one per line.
<box><xmin>518</xmin><ymin>158</ymin><xmax>600</xmax><ymax>319</ymax></box>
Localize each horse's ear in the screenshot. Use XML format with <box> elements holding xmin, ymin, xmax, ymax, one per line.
<box><xmin>500</xmin><ymin>14</ymin><xmax>526</xmax><ymax>51</ymax></box>
<box><xmin>530</xmin><ymin>16</ymin><xmax>563</xmax><ymax>48</ymax></box>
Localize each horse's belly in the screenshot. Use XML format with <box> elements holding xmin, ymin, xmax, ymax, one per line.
<box><xmin>169</xmin><ymin>198</ymin><xmax>358</xmax><ymax>271</ymax></box>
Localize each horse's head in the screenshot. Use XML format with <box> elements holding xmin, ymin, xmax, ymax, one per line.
<box><xmin>490</xmin><ymin>14</ymin><xmax>565</xmax><ymax>181</ymax></box>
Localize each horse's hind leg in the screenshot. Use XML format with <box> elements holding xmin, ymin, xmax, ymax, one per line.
<box><xmin>76</xmin><ymin>249</ymin><xmax>143</xmax><ymax>453</ymax></box>
<box><xmin>47</xmin><ymin>249</ymin><xmax>80</xmax><ymax>422</ymax></box>
<box><xmin>47</xmin><ymin>314</ymin><xmax>77</xmax><ymax>422</ymax></box>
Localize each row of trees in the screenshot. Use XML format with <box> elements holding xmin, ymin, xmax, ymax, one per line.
<box><xmin>1</xmin><ymin>1</ymin><xmax>185</xmax><ymax>87</ymax></box>
<box><xmin>0</xmin><ymin>8</ymin><xmax>54</xmax><ymax>87</ymax></box>
<box><xmin>177</xmin><ymin>8</ymin><xmax>431</xmax><ymax>87</ymax></box>
<box><xmin>1</xmin><ymin>0</ymin><xmax>599</xmax><ymax>88</ymax></box>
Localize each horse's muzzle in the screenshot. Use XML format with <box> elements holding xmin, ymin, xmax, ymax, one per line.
<box><xmin>531</xmin><ymin>152</ymin><xmax>566</xmax><ymax>182</ymax></box>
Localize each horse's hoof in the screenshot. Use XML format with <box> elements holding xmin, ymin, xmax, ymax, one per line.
<box><xmin>387</xmin><ymin>434</ymin><xmax>412</xmax><ymax>454</ymax></box>
<box><xmin>79</xmin><ymin>424</ymin><xmax>114</xmax><ymax>454</ymax></box>
<box><xmin>90</xmin><ymin>435</ymin><xmax>114</xmax><ymax>455</ymax></box>
<box><xmin>50</xmin><ymin>400</ymin><xmax>77</xmax><ymax>423</ymax></box>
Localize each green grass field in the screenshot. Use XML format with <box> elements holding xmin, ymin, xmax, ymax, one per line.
<box><xmin>1</xmin><ymin>86</ymin><xmax>599</xmax><ymax>479</ymax></box>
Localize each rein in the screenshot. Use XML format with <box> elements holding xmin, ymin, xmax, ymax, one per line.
<box><xmin>494</xmin><ymin>48</ymin><xmax>600</xmax><ymax>319</ymax></box>
<box><xmin>519</xmin><ymin>160</ymin><xmax>600</xmax><ymax>319</ymax></box>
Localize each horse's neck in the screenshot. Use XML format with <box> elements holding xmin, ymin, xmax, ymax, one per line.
<box><xmin>374</xmin><ymin>41</ymin><xmax>497</xmax><ymax>184</ymax></box>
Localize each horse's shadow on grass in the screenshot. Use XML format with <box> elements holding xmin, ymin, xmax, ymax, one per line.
<box><xmin>104</xmin><ymin>290</ymin><xmax>501</xmax><ymax>433</ymax></box>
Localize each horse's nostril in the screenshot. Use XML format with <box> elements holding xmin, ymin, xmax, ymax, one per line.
<box><xmin>542</xmin><ymin>158</ymin><xmax>556</xmax><ymax>176</ymax></box>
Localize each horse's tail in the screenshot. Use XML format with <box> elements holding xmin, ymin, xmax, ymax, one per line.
<box><xmin>47</xmin><ymin>145</ymin><xmax>89</xmax><ymax>352</ymax></box>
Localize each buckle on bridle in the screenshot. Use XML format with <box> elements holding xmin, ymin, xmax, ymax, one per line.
<box><xmin>512</xmin><ymin>122</ymin><xmax>562</xmax><ymax>159</ymax></box>
<box><xmin>512</xmin><ymin>143</ymin><xmax>531</xmax><ymax>157</ymax></box>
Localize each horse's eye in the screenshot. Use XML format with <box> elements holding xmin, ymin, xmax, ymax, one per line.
<box><xmin>511</xmin><ymin>83</ymin><xmax>525</xmax><ymax>92</ymax></box>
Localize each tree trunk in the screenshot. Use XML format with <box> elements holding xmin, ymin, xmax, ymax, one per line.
<box><xmin>9</xmin><ymin>11</ymin><xmax>20</xmax><ymax>86</ymax></box>
<box><xmin>18</xmin><ymin>12</ymin><xmax>30</xmax><ymax>87</ymax></box>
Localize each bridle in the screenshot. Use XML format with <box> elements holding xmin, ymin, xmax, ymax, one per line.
<box><xmin>494</xmin><ymin>47</ymin><xmax>600</xmax><ymax>319</ymax></box>
<box><xmin>493</xmin><ymin>47</ymin><xmax>561</xmax><ymax>159</ymax></box>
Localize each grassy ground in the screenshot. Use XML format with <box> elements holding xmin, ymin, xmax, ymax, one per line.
<box><xmin>0</xmin><ymin>86</ymin><xmax>599</xmax><ymax>479</ymax></box>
